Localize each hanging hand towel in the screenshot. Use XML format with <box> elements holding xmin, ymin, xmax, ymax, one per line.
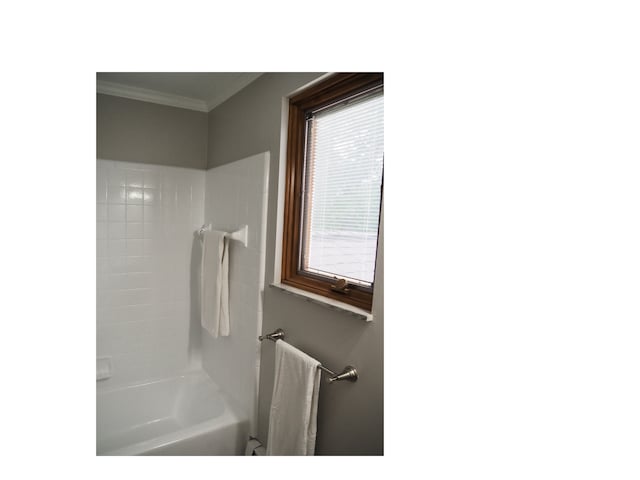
<box><xmin>266</xmin><ymin>341</ymin><xmax>321</xmax><ymax>455</ymax></box>
<box><xmin>200</xmin><ymin>230</ymin><xmax>229</xmax><ymax>338</ymax></box>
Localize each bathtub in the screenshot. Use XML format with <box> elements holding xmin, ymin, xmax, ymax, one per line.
<box><xmin>97</xmin><ymin>371</ymin><xmax>249</xmax><ymax>455</ymax></box>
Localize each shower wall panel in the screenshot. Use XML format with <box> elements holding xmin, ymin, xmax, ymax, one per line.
<box><xmin>96</xmin><ymin>159</ymin><xmax>205</xmax><ymax>388</ymax></box>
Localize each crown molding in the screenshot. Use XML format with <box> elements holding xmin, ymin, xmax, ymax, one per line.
<box><xmin>97</xmin><ymin>80</ymin><xmax>209</xmax><ymax>112</ymax></box>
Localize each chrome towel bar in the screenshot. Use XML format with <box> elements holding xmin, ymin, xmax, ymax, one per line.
<box><xmin>259</xmin><ymin>328</ymin><xmax>358</xmax><ymax>383</ymax></box>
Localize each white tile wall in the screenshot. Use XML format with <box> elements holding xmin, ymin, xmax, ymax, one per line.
<box><xmin>96</xmin><ymin>153</ymin><xmax>268</xmax><ymax>436</ymax></box>
<box><xmin>201</xmin><ymin>152</ymin><xmax>269</xmax><ymax>435</ymax></box>
<box><xmin>97</xmin><ymin>159</ymin><xmax>205</xmax><ymax>389</ymax></box>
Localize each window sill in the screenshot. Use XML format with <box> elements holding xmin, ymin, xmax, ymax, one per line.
<box><xmin>269</xmin><ymin>283</ymin><xmax>373</xmax><ymax>322</ymax></box>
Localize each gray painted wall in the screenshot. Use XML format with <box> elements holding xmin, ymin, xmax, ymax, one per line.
<box><xmin>207</xmin><ymin>73</ymin><xmax>384</xmax><ymax>455</ymax></box>
<box><xmin>97</xmin><ymin>93</ymin><xmax>208</xmax><ymax>169</ymax></box>
<box><xmin>95</xmin><ymin>73</ymin><xmax>384</xmax><ymax>454</ymax></box>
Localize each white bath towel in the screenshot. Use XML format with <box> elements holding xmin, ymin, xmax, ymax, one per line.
<box><xmin>200</xmin><ymin>230</ymin><xmax>229</xmax><ymax>338</ymax></box>
<box><xmin>266</xmin><ymin>341</ymin><xmax>321</xmax><ymax>455</ymax></box>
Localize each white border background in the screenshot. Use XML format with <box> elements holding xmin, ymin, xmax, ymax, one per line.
<box><xmin>1</xmin><ymin>1</ymin><xmax>639</xmax><ymax>478</ymax></box>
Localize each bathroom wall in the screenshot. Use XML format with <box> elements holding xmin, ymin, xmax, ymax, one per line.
<box><xmin>97</xmin><ymin>93</ymin><xmax>208</xmax><ymax>169</ymax></box>
<box><xmin>207</xmin><ymin>73</ymin><xmax>384</xmax><ymax>454</ymax></box>
<box><xmin>96</xmin><ymin>159</ymin><xmax>205</xmax><ymax>388</ymax></box>
<box><xmin>201</xmin><ymin>152</ymin><xmax>269</xmax><ymax>435</ymax></box>
<box><xmin>96</xmin><ymin>73</ymin><xmax>384</xmax><ymax>454</ymax></box>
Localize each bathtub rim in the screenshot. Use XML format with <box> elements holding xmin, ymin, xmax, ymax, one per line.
<box><xmin>99</xmin><ymin>412</ymin><xmax>246</xmax><ymax>456</ymax></box>
<box><xmin>96</xmin><ymin>369</ymin><xmax>249</xmax><ymax>456</ymax></box>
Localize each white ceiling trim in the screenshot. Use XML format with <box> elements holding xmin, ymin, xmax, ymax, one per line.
<box><xmin>97</xmin><ymin>80</ymin><xmax>209</xmax><ymax>112</ymax></box>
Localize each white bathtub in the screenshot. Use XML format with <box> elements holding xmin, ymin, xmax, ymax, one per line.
<box><xmin>97</xmin><ymin>371</ymin><xmax>249</xmax><ymax>455</ymax></box>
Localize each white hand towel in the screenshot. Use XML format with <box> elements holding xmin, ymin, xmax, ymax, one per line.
<box><xmin>266</xmin><ymin>341</ymin><xmax>321</xmax><ymax>455</ymax></box>
<box><xmin>200</xmin><ymin>230</ymin><xmax>230</xmax><ymax>338</ymax></box>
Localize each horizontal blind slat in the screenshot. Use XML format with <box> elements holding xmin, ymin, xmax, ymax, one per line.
<box><xmin>302</xmin><ymin>90</ymin><xmax>384</xmax><ymax>284</ymax></box>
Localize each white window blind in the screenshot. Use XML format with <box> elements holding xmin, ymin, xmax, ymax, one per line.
<box><xmin>301</xmin><ymin>89</ymin><xmax>384</xmax><ymax>286</ymax></box>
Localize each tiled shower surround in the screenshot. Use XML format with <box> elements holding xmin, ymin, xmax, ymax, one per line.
<box><xmin>97</xmin><ymin>160</ymin><xmax>205</xmax><ymax>387</ymax></box>
<box><xmin>96</xmin><ymin>154</ymin><xmax>268</xmax><ymax>431</ymax></box>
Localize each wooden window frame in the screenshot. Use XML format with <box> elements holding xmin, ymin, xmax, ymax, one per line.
<box><xmin>281</xmin><ymin>73</ymin><xmax>383</xmax><ymax>311</ymax></box>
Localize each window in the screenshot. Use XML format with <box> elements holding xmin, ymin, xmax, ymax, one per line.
<box><xmin>282</xmin><ymin>73</ymin><xmax>383</xmax><ymax>311</ymax></box>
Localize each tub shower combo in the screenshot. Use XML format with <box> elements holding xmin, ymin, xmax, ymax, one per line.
<box><xmin>96</xmin><ymin>152</ymin><xmax>357</xmax><ymax>455</ymax></box>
